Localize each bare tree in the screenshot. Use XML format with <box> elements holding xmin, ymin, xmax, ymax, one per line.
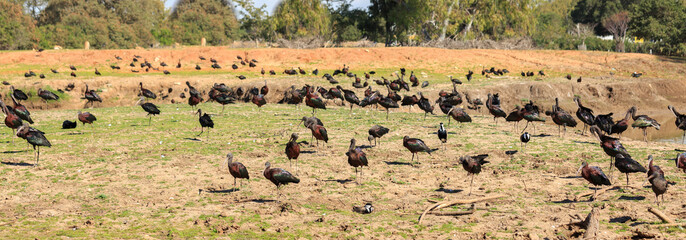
<box><xmin>602</xmin><ymin>11</ymin><xmax>630</xmax><ymax>52</ymax></box>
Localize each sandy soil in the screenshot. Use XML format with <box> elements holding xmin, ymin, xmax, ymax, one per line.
<box><xmin>0</xmin><ymin>47</ymin><xmax>684</xmax><ymax>239</ymax></box>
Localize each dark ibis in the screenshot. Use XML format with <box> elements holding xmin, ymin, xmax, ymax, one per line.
<box><xmin>305</xmin><ymin>86</ymin><xmax>326</xmax><ymax>116</ymax></box>
<box><xmin>590</xmin><ymin>126</ymin><xmax>630</xmax><ymax>177</ymax></box>
<box><xmin>368</xmin><ymin>125</ymin><xmax>389</xmax><ymax>146</ymax></box>
<box><xmin>139</xmin><ymin>99</ymin><xmax>160</xmax><ymax>125</ymax></box>
<box><xmin>573</xmin><ymin>97</ymin><xmax>595</xmax><ymax>135</ymax></box>
<box><xmin>545</xmin><ymin>98</ymin><xmax>577</xmax><ymax>136</ymax></box>
<box><xmin>260</xmin><ymin>68</ymin><xmax>265</xmax><ymax>76</ymax></box>
<box><xmin>11</xmin><ymin>86</ymin><xmax>28</xmax><ymax>101</ymax></box>
<box><xmin>10</xmin><ymin>94</ymin><xmax>33</xmax><ymax>124</ymax></box>
<box><xmin>140</xmin><ymin>82</ymin><xmax>157</xmax><ymax>100</ymax></box>
<box><xmin>613</xmin><ymin>153</ymin><xmax>646</xmax><ymax>186</ymax></box>
<box><xmin>163</xmin><ymin>70</ymin><xmax>170</xmax><ymax>75</ymax></box>
<box><xmin>646</xmin><ymin>155</ymin><xmax>667</xmax><ymax>205</ymax></box>
<box><xmin>38</xmin><ymin>88</ymin><xmax>59</xmax><ymax>103</ymax></box>
<box><xmin>346</xmin><ymin>138</ymin><xmax>368</xmax><ymax>182</ymax></box>
<box><xmin>195</xmin><ymin>65</ymin><xmax>201</xmax><ymax>70</ymax></box>
<box><xmin>251</xmin><ymin>89</ymin><xmax>266</xmax><ymax>108</ymax></box>
<box><xmin>269</xmin><ymin>70</ymin><xmax>276</xmax><ymax>75</ymax></box>
<box><xmin>378</xmin><ymin>96</ymin><xmax>399</xmax><ymax>120</ymax></box>
<box><xmin>186</xmin><ymin>81</ymin><xmax>201</xmax><ymax>97</ymax></box>
<box><xmin>327</xmin><ymin>86</ymin><xmax>344</xmax><ymax>105</ymax></box>
<box><xmin>312</xmin><ymin>69</ymin><xmax>319</xmax><ymax>75</ymax></box>
<box><xmin>631</xmin><ymin>72</ymin><xmax>642</xmax><ymax>78</ymax></box>
<box><xmin>16</xmin><ymin>124</ymin><xmax>51</xmax><ymax>166</ymax></box>
<box><xmin>677</xmin><ymin>152</ymin><xmax>686</xmax><ymax>173</ymax></box>
<box><xmin>84</xmin><ymin>84</ymin><xmax>102</xmax><ymax>107</ymax></box>
<box><xmin>39</xmin><ymin>74</ymin><xmax>45</xmax><ymax>79</ymax></box>
<box><xmin>628</xmin><ymin>106</ymin><xmax>661</xmax><ymax>142</ymax></box>
<box><xmin>401</xmin><ymin>95</ymin><xmax>418</xmax><ymax>112</ymax></box>
<box><xmin>176</xmin><ymin>61</ymin><xmax>181</xmax><ymax>68</ymax></box>
<box><xmin>465</xmin><ymin>93</ymin><xmax>483</xmax><ymax>113</ymax></box>
<box><xmin>70</xmin><ymin>65</ymin><xmax>76</xmax><ymax>71</ymax></box>
<box><xmin>51</xmin><ymin>69</ymin><xmax>58</xmax><ymax>74</ymax></box>
<box><xmin>94</xmin><ymin>68</ymin><xmax>101</xmax><ymax>76</ymax></box>
<box><xmin>486</xmin><ymin>93</ymin><xmax>506</xmax><ymax>124</ymax></box>
<box><xmin>403</xmin><ymin>136</ymin><xmax>434</xmax><ymax>164</ymax></box>
<box><xmin>285</xmin><ymin>133</ymin><xmax>301</xmax><ymax>172</ymax></box>
<box><xmin>260</xmin><ymin>80</ymin><xmax>269</xmax><ymax>95</ymax></box>
<box><xmin>0</xmin><ymin>99</ymin><xmax>23</xmax><ymax>142</ymax></box>
<box><xmin>309</xmin><ymin>124</ymin><xmax>328</xmax><ymax>150</ymax></box>
<box><xmin>466</xmin><ymin>70</ymin><xmax>473</xmax><ymax>81</ymax></box>
<box><xmin>339</xmin><ymin>86</ymin><xmax>360</xmax><ymax>113</ymax></box>
<box><xmin>62</xmin><ymin>120</ymin><xmax>77</xmax><ymax>129</ymax></box>
<box><xmin>160</xmin><ymin>62</ymin><xmax>167</xmax><ymax>67</ymax></box>
<box><xmin>409</xmin><ymin>71</ymin><xmax>418</xmax><ymax>86</ymax></box>
<box><xmin>77</xmin><ymin>111</ymin><xmax>96</xmax><ymax>126</ymax></box>
<box><xmin>520</xmin><ymin>132</ymin><xmax>530</xmax><ymax>151</ymax></box>
<box><xmin>610</xmin><ymin>108</ymin><xmax>630</xmax><ymax>136</ymax></box>
<box><xmin>421</xmin><ymin>81</ymin><xmax>429</xmax><ymax>88</ymax></box>
<box><xmin>70</xmin><ymin>72</ymin><xmax>76</xmax><ymax>77</ymax></box>
<box><xmin>520</xmin><ymin>101</ymin><xmax>546</xmax><ymax>134</ymax></box>
<box><xmin>237</xmin><ymin>75</ymin><xmax>246</xmax><ymax>80</ymax></box>
<box><xmin>299</xmin><ymin>116</ymin><xmax>324</xmax><ymax>144</ymax></box>
<box><xmin>594</xmin><ymin>112</ymin><xmax>614</xmax><ymax>135</ymax></box>
<box><xmin>437</xmin><ymin>123</ymin><xmax>447</xmax><ymax>150</ymax></box>
<box><xmin>417</xmin><ymin>92</ymin><xmax>434</xmax><ymax>120</ymax></box>
<box><xmin>199</xmin><ymin>56</ymin><xmax>206</xmax><ymax>61</ymax></box>
<box><xmin>196</xmin><ymin>109</ymin><xmax>214</xmax><ymax>137</ymax></box>
<box><xmin>459</xmin><ymin>154</ymin><xmax>489</xmax><ymax>195</ymax></box>
<box><xmin>668</xmin><ymin>105</ymin><xmax>686</xmax><ymax>143</ymax></box>
<box><xmin>578</xmin><ymin>162</ymin><xmax>612</xmax><ymax>201</ymax></box>
<box><xmin>298</xmin><ymin>67</ymin><xmax>306</xmax><ymax>75</ymax></box>
<box><xmin>566</xmin><ymin>74</ymin><xmax>572</xmax><ymax>80</ymax></box>
<box><xmin>226</xmin><ymin>153</ymin><xmax>249</xmax><ymax>190</ymax></box>
<box><xmin>263</xmin><ymin>162</ymin><xmax>300</xmax><ymax>198</ymax></box>
<box><xmin>447</xmin><ymin>107</ymin><xmax>472</xmax><ymax>126</ymax></box>
<box><xmin>505</xmin><ymin>106</ymin><xmax>523</xmax><ymax>131</ymax></box>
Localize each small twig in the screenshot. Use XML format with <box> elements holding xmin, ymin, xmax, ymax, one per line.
<box><xmin>418</xmin><ymin>194</ymin><xmax>506</xmax><ymax>224</ymax></box>
<box><xmin>648</xmin><ymin>207</ymin><xmax>674</xmax><ymax>224</ymax></box>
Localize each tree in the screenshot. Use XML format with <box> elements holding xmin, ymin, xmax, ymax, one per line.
<box><xmin>571</xmin><ymin>0</ymin><xmax>637</xmax><ymax>35</ymax></box>
<box><xmin>0</xmin><ymin>1</ymin><xmax>37</xmax><ymax>50</ymax></box>
<box><xmin>602</xmin><ymin>11</ymin><xmax>629</xmax><ymax>52</ymax></box>
<box><xmin>170</xmin><ymin>0</ymin><xmax>240</xmax><ymax>45</ymax></box>
<box><xmin>234</xmin><ymin>0</ymin><xmax>275</xmax><ymax>42</ymax></box>
<box><xmin>329</xmin><ymin>0</ymin><xmax>369</xmax><ymax>42</ymax></box>
<box><xmin>273</xmin><ymin>0</ymin><xmax>332</xmax><ymax>40</ymax></box>
<box><xmin>629</xmin><ymin>0</ymin><xmax>686</xmax><ymax>55</ymax></box>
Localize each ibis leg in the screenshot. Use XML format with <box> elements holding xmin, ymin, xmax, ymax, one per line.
<box><xmin>234</xmin><ymin>178</ymin><xmax>237</xmax><ymax>190</ymax></box>
<box><xmin>386</xmin><ymin>109</ymin><xmax>389</xmax><ymax>120</ymax></box>
<box><xmin>36</xmin><ymin>146</ymin><xmax>40</xmax><ymax>167</ymax></box>
<box><xmin>197</xmin><ymin>127</ymin><xmax>203</xmax><ymax>136</ymax></box>
<box><xmin>469</xmin><ymin>174</ymin><xmax>474</xmax><ymax>196</ymax></box>
<box><xmin>148</xmin><ymin>116</ymin><xmax>152</xmax><ymax>126</ymax></box>
<box><xmin>521</xmin><ymin>121</ymin><xmax>529</xmax><ymax>133</ymax></box>
<box><xmin>626</xmin><ymin>173</ymin><xmax>629</xmax><ymax>186</ymax></box>
<box><xmin>593</xmin><ymin>188</ymin><xmax>597</xmax><ymax>202</ymax></box>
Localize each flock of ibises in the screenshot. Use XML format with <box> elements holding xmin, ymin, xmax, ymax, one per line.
<box><xmin>3</xmin><ymin>54</ymin><xmax>686</xmax><ymax>206</ymax></box>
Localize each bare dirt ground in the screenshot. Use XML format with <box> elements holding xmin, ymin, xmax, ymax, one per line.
<box><xmin>0</xmin><ymin>47</ymin><xmax>684</xmax><ymax>239</ymax></box>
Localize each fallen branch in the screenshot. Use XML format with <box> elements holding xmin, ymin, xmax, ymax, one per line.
<box><xmin>418</xmin><ymin>194</ymin><xmax>506</xmax><ymax>224</ymax></box>
<box><xmin>650</xmin><ymin>223</ymin><xmax>686</xmax><ymax>228</ymax></box>
<box><xmin>575</xmin><ymin>186</ymin><xmax>617</xmax><ymax>201</ymax></box>
<box><xmin>429</xmin><ymin>210</ymin><xmax>475</xmax><ymax>216</ymax></box>
<box><xmin>648</xmin><ymin>207</ymin><xmax>674</xmax><ymax>224</ymax></box>
<box><xmin>583</xmin><ymin>207</ymin><xmax>600</xmax><ymax>239</ymax></box>
<box><xmin>575</xmin><ymin>184</ymin><xmax>647</xmax><ymax>201</ymax></box>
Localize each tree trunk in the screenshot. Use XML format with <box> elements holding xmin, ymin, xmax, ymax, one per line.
<box><xmin>463</xmin><ymin>9</ymin><xmax>476</xmax><ymax>40</ymax></box>
<box><xmin>439</xmin><ymin>0</ymin><xmax>458</xmax><ymax>41</ymax></box>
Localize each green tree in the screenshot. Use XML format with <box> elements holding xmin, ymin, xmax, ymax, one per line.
<box><xmin>571</xmin><ymin>0</ymin><xmax>637</xmax><ymax>35</ymax></box>
<box><xmin>273</xmin><ymin>0</ymin><xmax>332</xmax><ymax>40</ymax></box>
<box><xmin>235</xmin><ymin>0</ymin><xmax>276</xmax><ymax>42</ymax></box>
<box><xmin>629</xmin><ymin>0</ymin><xmax>686</xmax><ymax>55</ymax></box>
<box><xmin>0</xmin><ymin>1</ymin><xmax>37</xmax><ymax>50</ymax></box>
<box><xmin>170</xmin><ymin>0</ymin><xmax>240</xmax><ymax>45</ymax></box>
<box><xmin>329</xmin><ymin>1</ymin><xmax>369</xmax><ymax>42</ymax></box>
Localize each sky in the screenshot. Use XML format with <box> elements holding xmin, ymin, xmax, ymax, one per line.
<box><xmin>164</xmin><ymin>0</ymin><xmax>372</xmax><ymax>13</ymax></box>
